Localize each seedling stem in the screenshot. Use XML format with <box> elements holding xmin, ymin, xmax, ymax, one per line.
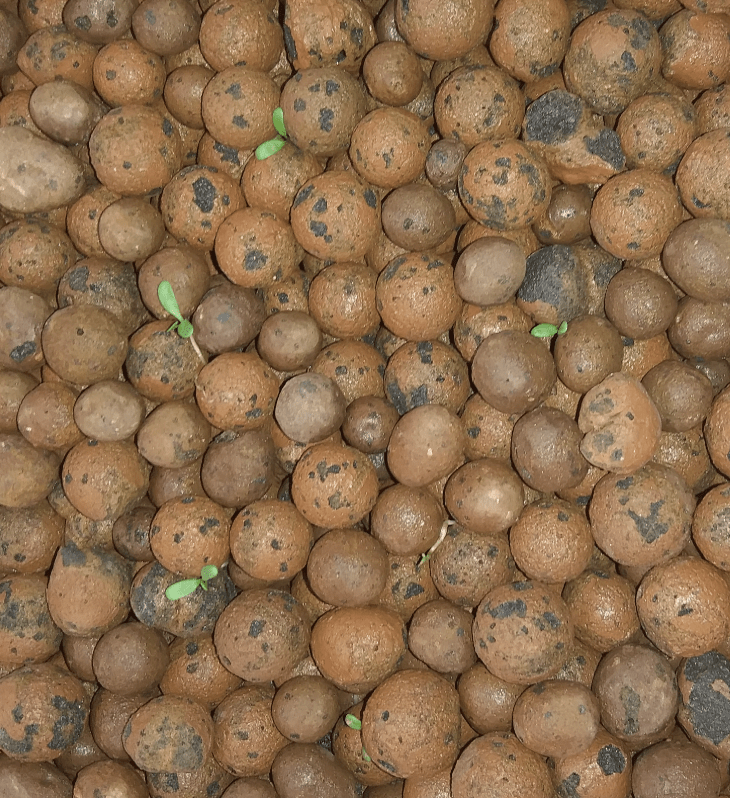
<box><xmin>418</xmin><ymin>519</ymin><xmax>456</xmax><ymax>567</ymax></box>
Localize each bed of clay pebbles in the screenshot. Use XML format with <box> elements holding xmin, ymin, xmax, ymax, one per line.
<box><xmin>6</xmin><ymin>0</ymin><xmax>730</xmax><ymax>796</ymax></box>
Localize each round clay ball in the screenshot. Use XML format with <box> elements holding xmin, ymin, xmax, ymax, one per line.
<box><xmin>271</xmin><ymin>675</ymin><xmax>341</xmax><ymax>743</ymax></box>
<box><xmin>473</xmin><ymin>580</ymin><xmax>574</xmax><ymax>684</ymax></box>
<box><xmin>636</xmin><ymin>555</ymin><xmax>730</xmax><ymax>658</ymax></box>
<box><xmin>123</xmin><ymin>695</ymin><xmax>212</xmax><ymax>773</ymax></box>
<box><xmin>381</xmin><ymin>183</ymin><xmax>456</xmax><ymax>253</ymax></box>
<box><xmin>511</xmin><ymin>406</ymin><xmax>588</xmax><ymax>493</ymax></box>
<box><xmin>275</xmin><ymin>373</ymin><xmax>347</xmax><ymax>445</ymax></box>
<box><xmin>458</xmin><ymin>662</ymin><xmax>526</xmax><ymax>735</ymax></box>
<box><xmin>73</xmin><ymin>761</ymin><xmax>148</xmax><ymax>798</ymax></box>
<box><xmin>361</xmin><ymin>668</ymin><xmax>461</xmax><ymax>780</ymax></box>
<box><xmin>0</xmin><ymin>434</ymin><xmax>59</xmax><ymax>509</ymax></box>
<box><xmin>533</xmin><ymin>183</ymin><xmax>593</xmax><ymax>246</ymax></box>
<box><xmin>577</xmin><ymin>372</ymin><xmax>662</xmax><ymax>474</ymax></box>
<box><xmin>632</xmin><ymin>738</ymin><xmax>723</xmax><ymax>798</ymax></box>
<box><xmin>73</xmin><ymin>381</ymin><xmax>146</xmax><ymax>443</ymax></box>
<box><xmin>0</xmin><ymin>663</ymin><xmax>88</xmax><ymax>762</ymax></box>
<box><xmin>407</xmin><ymin>598</ymin><xmax>477</xmax><ymax>675</ymax></box>
<box><xmin>257</xmin><ymin>311</ymin><xmax>323</xmax><ymax>373</ymax></box>
<box><xmin>426</xmin><ymin>138</ymin><xmax>468</xmax><ymax>191</ymax></box>
<box><xmin>472</xmin><ymin>330</ymin><xmax>556</xmax><ymax>415</ymax></box>
<box><xmin>92</xmin><ymin>622</ymin><xmax>169</xmax><ymax>696</ymax></box>
<box><xmin>307</xmin><ymin>527</ymin><xmax>388</xmax><ymax>608</ymax></box>
<box><xmin>362</xmin><ymin>41</ymin><xmax>422</xmax><ymax>106</ymax></box>
<box><xmin>662</xmin><ymin>218</ymin><xmax>730</xmax><ymax>303</ymax></box>
<box><xmin>592</xmin><ymin>643</ymin><xmax>678</xmax><ymax>748</ymax></box>
<box><xmin>512</xmin><ymin>680</ymin><xmax>600</xmax><ymax>759</ymax></box>
<box><xmin>0</xmin><ymin>574</ymin><xmax>62</xmax><ymax>667</ymax></box>
<box><xmin>553</xmin><ymin>315</ymin><xmax>624</xmax><ymax>394</ymax></box>
<box><xmin>604</xmin><ymin>267</ymin><xmax>678</xmax><ymax>340</ymax></box>
<box><xmin>589</xmin><ymin>462</ymin><xmax>695</xmax><ymax>569</ymax></box>
<box><xmin>342</xmin><ymin>396</ymin><xmax>400</xmax><ymax>455</ymax></box>
<box><xmin>370</xmin><ymin>483</ymin><xmax>444</xmax><ymax>557</ymax></box>
<box><xmin>444</xmin><ymin>458</ymin><xmax>524</xmax><ymax>534</ymax></box>
<box><xmin>642</xmin><ymin>360</ymin><xmax>714</xmax><ymax>432</ymax></box>
<box><xmin>509</xmin><ymin>498</ymin><xmax>593</xmax><ymax>585</ymax></box>
<box><xmin>454</xmin><ymin>236</ymin><xmax>526</xmax><ymax>306</ymax></box>
<box><xmin>271</xmin><ymin>742</ymin><xmax>358</xmax><ymax>798</ymax></box>
<box><xmin>213</xmin><ymin>589</ymin><xmax>310</xmax><ymax>683</ymax></box>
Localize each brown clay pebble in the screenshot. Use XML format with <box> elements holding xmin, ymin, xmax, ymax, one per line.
<box><xmin>636</xmin><ymin>555</ymin><xmax>730</xmax><ymax>657</ymax></box>
<box><xmin>533</xmin><ymin>183</ymin><xmax>593</xmax><ymax>246</ymax></box>
<box><xmin>362</xmin><ymin>668</ymin><xmax>461</xmax><ymax>780</ymax></box>
<box><xmin>17</xmin><ymin>382</ymin><xmax>83</xmax><ymax>453</ymax></box>
<box><xmin>444</xmin><ymin>458</ymin><xmax>524</xmax><ymax>534</ymax></box>
<box><xmin>387</xmin><ymin>404</ymin><xmax>466</xmax><ymax>488</ymax></box>
<box><xmin>589</xmin><ymin>463</ymin><xmax>694</xmax><ymax>569</ymax></box>
<box><xmin>510</xmin><ymin>499</ymin><xmax>593</xmax><ymax>585</ymax></box>
<box><xmin>0</xmin><ymin>664</ymin><xmax>86</xmax><ymax>765</ymax></box>
<box><xmin>642</xmin><ymin>360</ymin><xmax>714</xmax><ymax>432</ymax></box>
<box><xmin>0</xmin><ymin>434</ymin><xmax>60</xmax><ymax>509</ymax></box>
<box><xmin>549</xmin><ymin>728</ymin><xmax>632</xmax><ymax>798</ymax></box>
<box><xmin>349</xmin><ymin>108</ymin><xmax>429</xmax><ymax>190</ymax></box>
<box><xmin>662</xmin><ymin>218</ymin><xmax>730</xmax><ymax>303</ymax></box>
<box><xmin>160</xmin><ymin>635</ymin><xmax>241</xmax><ymax>711</ymax></box>
<box><xmin>604</xmin><ymin>267</ymin><xmax>678</xmax><ymax>340</ymax></box>
<box><xmin>407</xmin><ymin>599</ymin><xmax>476</xmax><ymax>675</ymax></box>
<box><xmin>592</xmin><ymin>643</ymin><xmax>678</xmax><ymax>749</ymax></box>
<box><xmin>459</xmin><ymin>139</ymin><xmax>551</xmax><ymax>230</ymax></box>
<box><xmin>275</xmin><ymin>373</ymin><xmax>347</xmax><ymax>445</ymax></box>
<box><xmin>363</xmin><ymin>41</ymin><xmax>422</xmax><ymax>106</ymax></box>
<box><xmin>92</xmin><ymin>622</ymin><xmax>169</xmax><ymax>696</ymax></box>
<box><xmin>62</xmin><ymin>439</ymin><xmax>149</xmax><ymax>522</ymax></box>
<box><xmin>430</xmin><ymin>525</ymin><xmax>515</xmax><ymax>610</ymax></box>
<box><xmin>309</xmin><ymin>605</ymin><xmax>406</xmax><ymax>693</ymax></box>
<box><xmin>212</xmin><ymin>685</ymin><xmax>287</xmax><ymax>778</ymax></box>
<box><xmin>457</xmin><ymin>662</ymin><xmax>525</xmax><ymax>734</ymax></box>
<box><xmin>73</xmin><ymin>761</ymin><xmax>148</xmax><ymax>798</ymax></box>
<box><xmin>46</xmin><ymin>543</ymin><xmax>132</xmax><ymax>637</ymax></box>
<box><xmin>136</xmin><ymin>400</ymin><xmax>211</xmax><ymax>470</ymax></box>
<box><xmin>256</xmin><ymin>310</ymin><xmax>322</xmax><ymax>373</ymax></box>
<box><xmin>578</xmin><ymin>372</ymin><xmax>663</xmax><ymax>473</ymax></box>
<box><xmin>308</xmin><ymin>262</ymin><xmax>379</xmax><ymax>339</ymax></box>
<box><xmin>291</xmin><ymin>440</ymin><xmax>379</xmax><ymax>527</ymax></box>
<box><xmin>0</xmin><ymin>501</ymin><xmax>63</xmax><ymax>575</ymax></box>
<box><xmin>376</xmin><ymin>252</ymin><xmax>462</xmax><ymax>342</ymax></box>
<box><xmin>342</xmin><ymin>396</ymin><xmax>400</xmax><ymax>455</ymax></box>
<box><xmin>512</xmin><ymin>680</ymin><xmax>600</xmax><ymax>759</ymax></box>
<box><xmin>473</xmin><ymin>580</ymin><xmax>573</xmax><ymax>684</ymax></box>
<box><xmin>381</xmin><ymin>183</ymin><xmax>455</xmax><ymax>253</ymax></box>
<box><xmin>73</xmin><ymin>381</ymin><xmax>147</xmax><ymax>443</ymax></box>
<box><xmin>510</xmin><ymin>406</ymin><xmax>588</xmax><ymax>493</ymax></box>
<box><xmin>213</xmin><ymin>588</ymin><xmax>310</xmax><ymax>682</ymax></box>
<box><xmin>454</xmin><ymin>237</ymin><xmax>526</xmax><ymax>307</ymax></box>
<box><xmin>192</xmin><ymin>282</ymin><xmax>265</xmax><ymax>357</ymax></box>
<box><xmin>123</xmin><ymin>695</ymin><xmax>212</xmax><ymax>773</ymax></box>
<box><xmin>692</xmin><ymin>483</ymin><xmax>730</xmax><ymax>570</ymax></box>
<box><xmin>472</xmin><ymin>330</ymin><xmax>557</xmax><ymax>415</ymax></box>
<box><xmin>271</xmin><ymin>742</ymin><xmax>358</xmax><ymax>798</ymax></box>
<box><xmin>307</xmin><ymin>527</ymin><xmax>388</xmax><ymax>607</ymax></box>
<box><xmin>553</xmin><ymin>315</ymin><xmax>625</xmax><ymax>394</ymax></box>
<box><xmin>660</xmin><ymin>8</ymin><xmax>730</xmax><ymax>90</ymax></box>
<box><xmin>451</xmin><ymin>732</ymin><xmax>553</xmax><ymax>798</ymax></box>
<box><xmin>632</xmin><ymin>738</ymin><xmax>723</xmax><ymax>798</ymax></box>
<box><xmin>271</xmin><ymin>675</ymin><xmax>341</xmax><ymax>743</ymax></box>
<box><xmin>0</xmin><ymin>575</ymin><xmax>62</xmax><ymax>666</ymax></box>
<box><xmin>370</xmin><ymin>483</ymin><xmax>444</xmax><ymax>557</ymax></box>
<box><xmin>563</xmin><ymin>569</ymin><xmax>640</xmax><ymax>653</ymax></box>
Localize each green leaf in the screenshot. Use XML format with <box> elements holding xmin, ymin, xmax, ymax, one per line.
<box><xmin>531</xmin><ymin>323</ymin><xmax>559</xmax><ymax>338</ymax></box>
<box><xmin>344</xmin><ymin>714</ymin><xmax>362</xmax><ymax>730</ymax></box>
<box><xmin>158</xmin><ymin>281</ymin><xmax>184</xmax><ymax>323</ymax></box>
<box><xmin>272</xmin><ymin>107</ymin><xmax>286</xmax><ymax>137</ymax></box>
<box><xmin>255</xmin><ymin>137</ymin><xmax>286</xmax><ymax>160</ymax></box>
<box><xmin>165</xmin><ymin>579</ymin><xmax>202</xmax><ymax>600</ymax></box>
<box><xmin>200</xmin><ymin>564</ymin><xmax>218</xmax><ymax>582</ymax></box>
<box><xmin>557</xmin><ymin>321</ymin><xmax>568</xmax><ymax>335</ymax></box>
<box><xmin>361</xmin><ymin>748</ymin><xmax>371</xmax><ymax>763</ymax></box>
<box><xmin>176</xmin><ymin>319</ymin><xmax>194</xmax><ymax>338</ymax></box>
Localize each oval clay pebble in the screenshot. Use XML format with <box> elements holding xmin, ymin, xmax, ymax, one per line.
<box><xmin>362</xmin><ymin>669</ymin><xmax>461</xmax><ymax>780</ymax></box>
<box><xmin>123</xmin><ymin>695</ymin><xmax>213</xmax><ymax>773</ymax></box>
<box><xmin>0</xmin><ymin>663</ymin><xmax>87</xmax><ymax>762</ymax></box>
<box><xmin>0</xmin><ymin>575</ymin><xmax>62</xmax><ymax>667</ymax></box>
<box><xmin>632</xmin><ymin>738</ymin><xmax>723</xmax><ymax>798</ymax></box>
<box><xmin>677</xmin><ymin>650</ymin><xmax>730</xmax><ymax>759</ymax></box>
<box><xmin>578</xmin><ymin>372</ymin><xmax>662</xmax><ymax>474</ymax></box>
<box><xmin>213</xmin><ymin>589</ymin><xmax>311</xmax><ymax>683</ymax></box>
<box><xmin>451</xmin><ymin>732</ymin><xmax>553</xmax><ymax>798</ymax></box>
<box><xmin>512</xmin><ymin>680</ymin><xmax>600</xmax><ymax>759</ymax></box>
<box><xmin>473</xmin><ymin>581</ymin><xmax>573</xmax><ymax>685</ymax></box>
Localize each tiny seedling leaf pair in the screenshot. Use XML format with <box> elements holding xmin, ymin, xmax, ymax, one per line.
<box><xmin>166</xmin><ymin>565</ymin><xmax>218</xmax><ymax>601</ymax></box>
<box><xmin>530</xmin><ymin>321</ymin><xmax>568</xmax><ymax>339</ymax></box>
<box><xmin>344</xmin><ymin>715</ymin><xmax>371</xmax><ymax>762</ymax></box>
<box><xmin>157</xmin><ymin>280</ymin><xmax>204</xmax><ymax>360</ymax></box>
<box><xmin>255</xmin><ymin>107</ymin><xmax>287</xmax><ymax>160</ymax></box>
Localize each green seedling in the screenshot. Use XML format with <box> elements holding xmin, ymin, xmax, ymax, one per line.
<box><xmin>255</xmin><ymin>107</ymin><xmax>287</xmax><ymax>160</ymax></box>
<box><xmin>344</xmin><ymin>715</ymin><xmax>371</xmax><ymax>762</ymax></box>
<box><xmin>530</xmin><ymin>321</ymin><xmax>568</xmax><ymax>339</ymax></box>
<box><xmin>165</xmin><ymin>565</ymin><xmax>218</xmax><ymax>600</ymax></box>
<box><xmin>157</xmin><ymin>280</ymin><xmax>204</xmax><ymax>361</ymax></box>
<box><xmin>418</xmin><ymin>519</ymin><xmax>455</xmax><ymax>568</ymax></box>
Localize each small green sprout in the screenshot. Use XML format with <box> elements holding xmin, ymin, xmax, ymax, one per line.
<box><xmin>344</xmin><ymin>715</ymin><xmax>371</xmax><ymax>762</ymax></box>
<box><xmin>530</xmin><ymin>321</ymin><xmax>568</xmax><ymax>339</ymax></box>
<box><xmin>418</xmin><ymin>519</ymin><xmax>455</xmax><ymax>568</ymax></box>
<box><xmin>165</xmin><ymin>565</ymin><xmax>218</xmax><ymax>600</ymax></box>
<box><xmin>255</xmin><ymin>107</ymin><xmax>287</xmax><ymax>160</ymax></box>
<box><xmin>157</xmin><ymin>280</ymin><xmax>204</xmax><ymax>361</ymax></box>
